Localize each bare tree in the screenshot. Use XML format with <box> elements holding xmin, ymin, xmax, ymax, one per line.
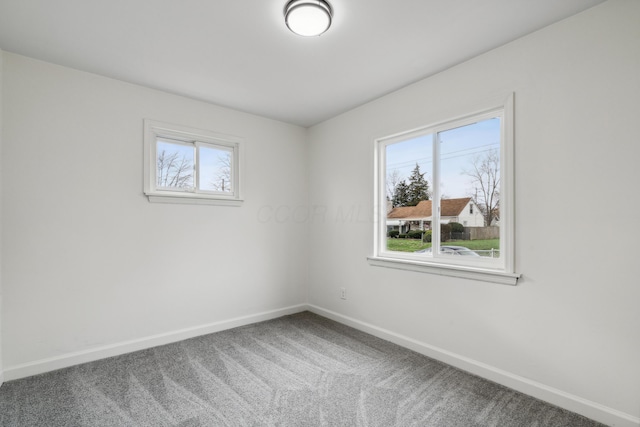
<box><xmin>157</xmin><ymin>150</ymin><xmax>193</xmax><ymax>188</ymax></box>
<box><xmin>211</xmin><ymin>152</ymin><xmax>232</xmax><ymax>192</ymax></box>
<box><xmin>386</xmin><ymin>170</ymin><xmax>403</xmax><ymax>203</ymax></box>
<box><xmin>463</xmin><ymin>149</ymin><xmax>500</xmax><ymax>226</ymax></box>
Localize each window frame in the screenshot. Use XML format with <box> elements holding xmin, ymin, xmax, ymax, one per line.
<box><xmin>369</xmin><ymin>94</ymin><xmax>519</xmax><ymax>285</ymax></box>
<box><xmin>143</xmin><ymin>120</ymin><xmax>243</xmax><ymax>206</ymax></box>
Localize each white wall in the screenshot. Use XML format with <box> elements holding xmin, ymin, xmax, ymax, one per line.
<box><xmin>1</xmin><ymin>53</ymin><xmax>309</xmax><ymax>373</ymax></box>
<box><xmin>1</xmin><ymin>1</ymin><xmax>638</xmax><ymax>426</ymax></box>
<box><xmin>307</xmin><ymin>1</ymin><xmax>639</xmax><ymax>425</ymax></box>
<box><xmin>0</xmin><ymin>48</ymin><xmax>4</xmax><ymax>386</ymax></box>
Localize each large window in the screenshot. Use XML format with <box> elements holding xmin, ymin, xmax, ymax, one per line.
<box><xmin>144</xmin><ymin>120</ymin><xmax>243</xmax><ymax>205</ymax></box>
<box><xmin>371</xmin><ymin>95</ymin><xmax>518</xmax><ymax>284</ymax></box>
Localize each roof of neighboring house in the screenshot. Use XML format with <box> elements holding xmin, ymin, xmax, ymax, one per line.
<box><xmin>387</xmin><ymin>205</ymin><xmax>418</xmax><ymax>219</ymax></box>
<box><xmin>387</xmin><ymin>197</ymin><xmax>472</xmax><ymax>219</ymax></box>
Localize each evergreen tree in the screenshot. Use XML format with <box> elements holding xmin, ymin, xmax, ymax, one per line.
<box><xmin>392</xmin><ymin>180</ymin><xmax>410</xmax><ymax>207</ymax></box>
<box><xmin>406</xmin><ymin>163</ymin><xmax>430</xmax><ymax>206</ymax></box>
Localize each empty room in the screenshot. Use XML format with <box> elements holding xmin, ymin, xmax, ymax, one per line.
<box><xmin>0</xmin><ymin>0</ymin><xmax>638</xmax><ymax>426</ymax></box>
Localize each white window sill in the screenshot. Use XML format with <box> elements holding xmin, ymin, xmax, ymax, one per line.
<box><xmin>145</xmin><ymin>192</ymin><xmax>243</xmax><ymax>206</ymax></box>
<box><xmin>367</xmin><ymin>256</ymin><xmax>520</xmax><ymax>285</ymax></box>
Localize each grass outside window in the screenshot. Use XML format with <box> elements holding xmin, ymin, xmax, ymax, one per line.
<box><xmin>386</xmin><ymin>238</ymin><xmax>500</xmax><ymax>254</ymax></box>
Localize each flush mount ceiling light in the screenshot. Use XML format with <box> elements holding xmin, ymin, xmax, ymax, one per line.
<box><xmin>284</xmin><ymin>0</ymin><xmax>333</xmax><ymax>37</ymax></box>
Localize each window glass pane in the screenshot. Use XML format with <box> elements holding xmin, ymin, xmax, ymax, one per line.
<box><xmin>156</xmin><ymin>139</ymin><xmax>194</xmax><ymax>190</ymax></box>
<box><xmin>199</xmin><ymin>145</ymin><xmax>233</xmax><ymax>193</ymax></box>
<box><xmin>437</xmin><ymin>117</ymin><xmax>501</xmax><ymax>258</ymax></box>
<box><xmin>385</xmin><ymin>134</ymin><xmax>433</xmax><ymax>253</ymax></box>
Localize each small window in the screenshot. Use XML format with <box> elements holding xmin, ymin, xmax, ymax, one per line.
<box><xmin>370</xmin><ymin>94</ymin><xmax>519</xmax><ymax>285</ymax></box>
<box><xmin>144</xmin><ymin>120</ymin><xmax>243</xmax><ymax>205</ymax></box>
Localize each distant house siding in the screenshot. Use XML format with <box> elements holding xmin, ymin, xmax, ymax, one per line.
<box><xmin>387</xmin><ymin>198</ymin><xmax>486</xmax><ymax>230</ymax></box>
<box><xmin>457</xmin><ymin>201</ymin><xmax>485</xmax><ymax>227</ymax></box>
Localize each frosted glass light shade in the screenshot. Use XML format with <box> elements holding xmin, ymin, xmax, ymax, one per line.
<box><xmin>284</xmin><ymin>0</ymin><xmax>333</xmax><ymax>37</ymax></box>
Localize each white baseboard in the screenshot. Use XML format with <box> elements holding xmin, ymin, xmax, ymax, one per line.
<box><xmin>2</xmin><ymin>303</ymin><xmax>638</xmax><ymax>427</ymax></box>
<box><xmin>307</xmin><ymin>304</ymin><xmax>639</xmax><ymax>427</ymax></box>
<box><xmin>3</xmin><ymin>304</ymin><xmax>307</xmax><ymax>382</ymax></box>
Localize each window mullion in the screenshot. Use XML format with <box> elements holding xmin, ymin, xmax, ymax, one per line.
<box><xmin>432</xmin><ymin>132</ymin><xmax>440</xmax><ymax>256</ymax></box>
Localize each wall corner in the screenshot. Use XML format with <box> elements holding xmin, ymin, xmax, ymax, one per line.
<box><xmin>0</xmin><ymin>47</ymin><xmax>4</xmax><ymax>387</ymax></box>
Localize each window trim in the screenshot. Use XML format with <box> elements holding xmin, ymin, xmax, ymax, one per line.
<box><xmin>143</xmin><ymin>120</ymin><xmax>243</xmax><ymax>206</ymax></box>
<box><xmin>369</xmin><ymin>93</ymin><xmax>519</xmax><ymax>285</ymax></box>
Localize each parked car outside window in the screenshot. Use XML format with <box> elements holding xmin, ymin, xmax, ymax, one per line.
<box><xmin>415</xmin><ymin>246</ymin><xmax>479</xmax><ymax>256</ymax></box>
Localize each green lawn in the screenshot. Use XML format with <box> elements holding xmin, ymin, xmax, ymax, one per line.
<box><xmin>386</xmin><ymin>239</ymin><xmax>431</xmax><ymax>252</ymax></box>
<box><xmin>386</xmin><ymin>238</ymin><xmax>499</xmax><ymax>253</ymax></box>
<box><xmin>452</xmin><ymin>239</ymin><xmax>500</xmax><ymax>251</ymax></box>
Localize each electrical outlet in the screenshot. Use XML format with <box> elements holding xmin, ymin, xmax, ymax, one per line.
<box><xmin>340</xmin><ymin>287</ymin><xmax>347</xmax><ymax>300</ymax></box>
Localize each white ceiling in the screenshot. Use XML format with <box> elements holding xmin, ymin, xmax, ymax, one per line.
<box><xmin>0</xmin><ymin>0</ymin><xmax>605</xmax><ymax>127</ymax></box>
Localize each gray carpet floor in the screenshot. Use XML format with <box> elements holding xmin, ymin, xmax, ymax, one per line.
<box><xmin>0</xmin><ymin>311</ymin><xmax>604</xmax><ymax>426</ymax></box>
